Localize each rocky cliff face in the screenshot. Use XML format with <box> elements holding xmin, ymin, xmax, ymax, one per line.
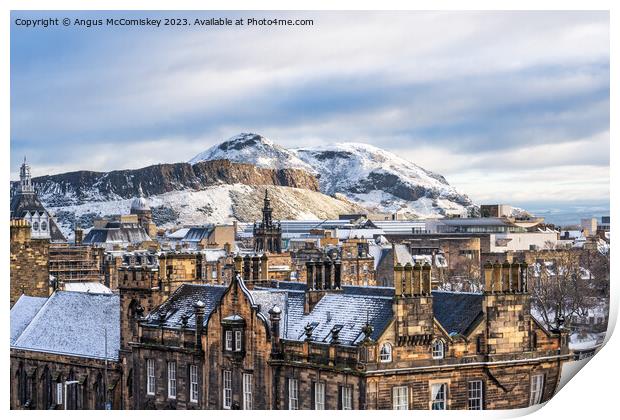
<box><xmin>190</xmin><ymin>134</ymin><xmax>475</xmax><ymax>218</ymax></box>
<box><xmin>11</xmin><ymin>159</ymin><xmax>320</xmax><ymax>207</ymax></box>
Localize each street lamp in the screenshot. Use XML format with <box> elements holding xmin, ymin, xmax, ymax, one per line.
<box><xmin>64</xmin><ymin>380</ymin><xmax>79</xmax><ymax>410</ymax></box>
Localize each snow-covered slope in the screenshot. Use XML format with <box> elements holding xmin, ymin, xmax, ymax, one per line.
<box><xmin>50</xmin><ymin>184</ymin><xmax>366</xmax><ymax>238</ymax></box>
<box><xmin>295</xmin><ymin>143</ymin><xmax>473</xmax><ymax>218</ymax></box>
<box><xmin>189</xmin><ymin>133</ymin><xmax>314</xmax><ymax>172</ymax></box>
<box><xmin>190</xmin><ymin>134</ymin><xmax>475</xmax><ymax>219</ymax></box>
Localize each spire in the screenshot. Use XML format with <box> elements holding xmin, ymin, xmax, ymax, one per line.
<box><xmin>18</xmin><ymin>156</ymin><xmax>34</xmax><ymax>194</ymax></box>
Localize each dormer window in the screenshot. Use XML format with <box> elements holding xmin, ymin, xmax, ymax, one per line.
<box><xmin>235</xmin><ymin>330</ymin><xmax>242</xmax><ymax>351</ymax></box>
<box><xmin>380</xmin><ymin>343</ymin><xmax>392</xmax><ymax>363</ymax></box>
<box><xmin>432</xmin><ymin>339</ymin><xmax>445</xmax><ymax>359</ymax></box>
<box><xmin>222</xmin><ymin>315</ymin><xmax>245</xmax><ymax>354</ymax></box>
<box><xmin>225</xmin><ymin>330</ymin><xmax>233</xmax><ymax>351</ymax></box>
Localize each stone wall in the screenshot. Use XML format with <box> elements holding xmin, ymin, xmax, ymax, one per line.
<box><xmin>10</xmin><ymin>220</ymin><xmax>50</xmax><ymax>306</ymax></box>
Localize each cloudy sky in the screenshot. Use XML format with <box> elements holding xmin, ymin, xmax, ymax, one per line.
<box><xmin>11</xmin><ymin>11</ymin><xmax>609</xmax><ymax>210</ymax></box>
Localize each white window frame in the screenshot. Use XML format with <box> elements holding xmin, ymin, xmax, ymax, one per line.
<box><xmin>529</xmin><ymin>374</ymin><xmax>544</xmax><ymax>406</ymax></box>
<box><xmin>380</xmin><ymin>343</ymin><xmax>392</xmax><ymax>363</ymax></box>
<box><xmin>223</xmin><ymin>370</ymin><xmax>232</xmax><ymax>409</ymax></box>
<box><xmin>167</xmin><ymin>361</ymin><xmax>177</xmax><ymax>399</ymax></box>
<box><xmin>146</xmin><ymin>359</ymin><xmax>155</xmax><ymax>395</ymax></box>
<box><xmin>392</xmin><ymin>386</ymin><xmax>408</xmax><ymax>410</ymax></box>
<box><xmin>225</xmin><ymin>330</ymin><xmax>233</xmax><ymax>351</ymax></box>
<box><xmin>431</xmin><ymin>383</ymin><xmax>448</xmax><ymax>410</ymax></box>
<box><xmin>243</xmin><ymin>373</ymin><xmax>253</xmax><ymax>410</ymax></box>
<box><xmin>56</xmin><ymin>382</ymin><xmax>63</xmax><ymax>405</ymax></box>
<box><xmin>288</xmin><ymin>378</ymin><xmax>298</xmax><ymax>410</ymax></box>
<box><xmin>189</xmin><ymin>365</ymin><xmax>199</xmax><ymax>403</ymax></box>
<box><xmin>468</xmin><ymin>380</ymin><xmax>483</xmax><ymax>410</ymax></box>
<box><xmin>432</xmin><ymin>340</ymin><xmax>445</xmax><ymax>359</ymax></box>
<box><xmin>341</xmin><ymin>385</ymin><xmax>352</xmax><ymax>410</ymax></box>
<box><xmin>314</xmin><ymin>382</ymin><xmax>325</xmax><ymax>410</ymax></box>
<box><xmin>235</xmin><ymin>330</ymin><xmax>243</xmax><ymax>352</ymax></box>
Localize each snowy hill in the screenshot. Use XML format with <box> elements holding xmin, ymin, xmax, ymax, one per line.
<box><xmin>295</xmin><ymin>143</ymin><xmax>473</xmax><ymax>218</ymax></box>
<box><xmin>190</xmin><ymin>134</ymin><xmax>475</xmax><ymax>219</ymax></box>
<box><xmin>48</xmin><ymin>184</ymin><xmax>365</xmax><ymax>238</ymax></box>
<box><xmin>189</xmin><ymin>133</ymin><xmax>314</xmax><ymax>172</ymax></box>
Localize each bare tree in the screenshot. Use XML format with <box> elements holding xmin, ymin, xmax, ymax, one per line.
<box><xmin>528</xmin><ymin>248</ymin><xmax>597</xmax><ymax>330</ymax></box>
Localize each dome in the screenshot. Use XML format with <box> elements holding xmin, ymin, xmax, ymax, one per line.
<box><xmin>130</xmin><ymin>197</ymin><xmax>150</xmax><ymax>212</ymax></box>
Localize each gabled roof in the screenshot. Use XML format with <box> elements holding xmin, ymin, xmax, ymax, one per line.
<box><xmin>432</xmin><ymin>291</ymin><xmax>484</xmax><ymax>336</ymax></box>
<box><xmin>11</xmin><ymin>291</ymin><xmax>120</xmax><ymax>361</ymax></box>
<box><xmin>10</xmin><ymin>295</ymin><xmax>47</xmax><ymax>345</ymax></box>
<box><xmin>10</xmin><ymin>192</ymin><xmax>47</xmax><ymax>218</ymax></box>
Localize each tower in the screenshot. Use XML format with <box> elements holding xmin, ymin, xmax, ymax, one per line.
<box><xmin>253</xmin><ymin>189</ymin><xmax>282</xmax><ymax>253</ymax></box>
<box><xmin>482</xmin><ymin>260</ymin><xmax>531</xmax><ymax>354</ymax></box>
<box><xmin>18</xmin><ymin>157</ymin><xmax>34</xmax><ymax>194</ymax></box>
<box><xmin>392</xmin><ymin>261</ymin><xmax>434</xmax><ymax>346</ymax></box>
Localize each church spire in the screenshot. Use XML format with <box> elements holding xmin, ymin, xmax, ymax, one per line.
<box><xmin>18</xmin><ymin>156</ymin><xmax>34</xmax><ymax>194</ymax></box>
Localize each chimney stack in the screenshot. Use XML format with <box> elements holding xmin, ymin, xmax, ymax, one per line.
<box><xmin>269</xmin><ymin>305</ymin><xmax>282</xmax><ymax>355</ymax></box>
<box><xmin>194</xmin><ymin>300</ymin><xmax>206</xmax><ymax>348</ymax></box>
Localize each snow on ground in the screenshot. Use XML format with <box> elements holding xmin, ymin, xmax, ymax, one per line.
<box><xmin>48</xmin><ymin>184</ymin><xmax>365</xmax><ymax>238</ymax></box>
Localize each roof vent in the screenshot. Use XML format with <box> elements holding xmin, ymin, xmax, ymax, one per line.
<box><xmin>326</xmin><ymin>311</ymin><xmax>332</xmax><ymax>322</ymax></box>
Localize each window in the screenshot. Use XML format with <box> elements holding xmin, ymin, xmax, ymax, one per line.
<box><xmin>529</xmin><ymin>374</ymin><xmax>544</xmax><ymax>406</ymax></box>
<box><xmin>189</xmin><ymin>365</ymin><xmax>199</xmax><ymax>403</ymax></box>
<box><xmin>380</xmin><ymin>343</ymin><xmax>392</xmax><ymax>363</ymax></box>
<box><xmin>223</xmin><ymin>370</ymin><xmax>232</xmax><ymax>409</ymax></box>
<box><xmin>225</xmin><ymin>330</ymin><xmax>233</xmax><ymax>351</ymax></box>
<box><xmin>56</xmin><ymin>382</ymin><xmax>63</xmax><ymax>405</ymax></box>
<box><xmin>314</xmin><ymin>382</ymin><xmax>325</xmax><ymax>410</ymax></box>
<box><xmin>392</xmin><ymin>386</ymin><xmax>408</xmax><ymax>410</ymax></box>
<box><xmin>432</xmin><ymin>340</ymin><xmax>445</xmax><ymax>359</ymax></box>
<box><xmin>33</xmin><ymin>221</ymin><xmax>39</xmax><ymax>231</ymax></box>
<box><xmin>211</xmin><ymin>268</ymin><xmax>217</xmax><ymax>279</ymax></box>
<box><xmin>288</xmin><ymin>378</ymin><xmax>298</xmax><ymax>410</ymax></box>
<box><xmin>468</xmin><ymin>380</ymin><xmax>483</xmax><ymax>410</ymax></box>
<box><xmin>235</xmin><ymin>330</ymin><xmax>243</xmax><ymax>351</ymax></box>
<box><xmin>146</xmin><ymin>359</ymin><xmax>155</xmax><ymax>395</ymax></box>
<box><xmin>341</xmin><ymin>385</ymin><xmax>352</xmax><ymax>410</ymax></box>
<box><xmin>431</xmin><ymin>383</ymin><xmax>447</xmax><ymax>410</ymax></box>
<box><xmin>167</xmin><ymin>362</ymin><xmax>176</xmax><ymax>399</ymax></box>
<box><xmin>41</xmin><ymin>221</ymin><xmax>48</xmax><ymax>231</ymax></box>
<box><xmin>243</xmin><ymin>373</ymin><xmax>253</xmax><ymax>410</ymax></box>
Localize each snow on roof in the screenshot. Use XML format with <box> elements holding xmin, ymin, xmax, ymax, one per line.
<box><xmin>167</xmin><ymin>228</ymin><xmax>190</xmax><ymax>239</ymax></box>
<box><xmin>63</xmin><ymin>282</ymin><xmax>112</xmax><ymax>294</ymax></box>
<box><xmin>10</xmin><ymin>295</ymin><xmax>47</xmax><ymax>345</ymax></box>
<box><xmin>12</xmin><ymin>291</ymin><xmax>120</xmax><ymax>361</ymax></box>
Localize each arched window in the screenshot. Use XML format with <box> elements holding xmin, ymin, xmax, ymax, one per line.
<box><xmin>432</xmin><ymin>339</ymin><xmax>445</xmax><ymax>359</ymax></box>
<box><xmin>32</xmin><ymin>221</ymin><xmax>39</xmax><ymax>231</ymax></box>
<box><xmin>127</xmin><ymin>369</ymin><xmax>133</xmax><ymax>399</ymax></box>
<box><xmin>16</xmin><ymin>362</ymin><xmax>27</xmax><ymax>406</ymax></box>
<box><xmin>41</xmin><ymin>221</ymin><xmax>48</xmax><ymax>231</ymax></box>
<box><xmin>380</xmin><ymin>343</ymin><xmax>392</xmax><ymax>363</ymax></box>
<box><xmin>41</xmin><ymin>366</ymin><xmax>53</xmax><ymax>409</ymax></box>
<box><xmin>94</xmin><ymin>373</ymin><xmax>105</xmax><ymax>410</ymax></box>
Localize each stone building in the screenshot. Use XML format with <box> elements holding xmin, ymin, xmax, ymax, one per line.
<box><xmin>112</xmin><ymin>258</ymin><xmax>568</xmax><ymax>410</ymax></box>
<box><xmin>10</xmin><ymin>291</ymin><xmax>122</xmax><ymax>409</ymax></box>
<box><xmin>10</xmin><ymin>158</ymin><xmax>66</xmax><ymax>242</ymax></box>
<box><xmin>129</xmin><ymin>197</ymin><xmax>158</xmax><ymax>238</ymax></box>
<box><xmin>339</xmin><ymin>237</ymin><xmax>376</xmax><ymax>286</ymax></box>
<box><xmin>253</xmin><ymin>190</ymin><xmax>282</xmax><ymax>254</ymax></box>
<box><xmin>10</xmin><ymin>219</ymin><xmax>51</xmax><ymax>307</ymax></box>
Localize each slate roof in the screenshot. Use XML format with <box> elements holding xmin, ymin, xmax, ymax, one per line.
<box><xmin>432</xmin><ymin>291</ymin><xmax>484</xmax><ymax>335</ymax></box>
<box><xmin>83</xmin><ymin>223</ymin><xmax>151</xmax><ymax>245</ymax></box>
<box><xmin>286</xmin><ymin>290</ymin><xmax>393</xmax><ymax>346</ymax></box>
<box><xmin>11</xmin><ymin>291</ymin><xmax>120</xmax><ymax>361</ymax></box>
<box><xmin>10</xmin><ymin>295</ymin><xmax>47</xmax><ymax>345</ymax></box>
<box><xmin>143</xmin><ymin>284</ymin><xmax>227</xmax><ymax>328</ymax></box>
<box><xmin>10</xmin><ymin>192</ymin><xmax>47</xmax><ymax>218</ymax></box>
<box><xmin>182</xmin><ymin>226</ymin><xmax>215</xmax><ymax>242</ymax></box>
<box><xmin>10</xmin><ymin>192</ymin><xmax>67</xmax><ymax>242</ymax></box>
